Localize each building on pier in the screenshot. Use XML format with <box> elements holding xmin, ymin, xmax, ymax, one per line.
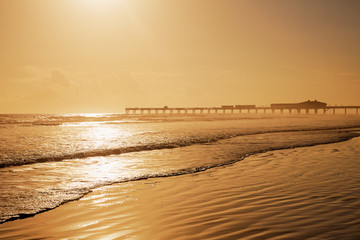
<box><xmin>271</xmin><ymin>100</ymin><xmax>326</xmax><ymax>109</ymax></box>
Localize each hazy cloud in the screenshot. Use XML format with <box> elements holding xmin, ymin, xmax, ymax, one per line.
<box><xmin>48</xmin><ymin>70</ymin><xmax>69</xmax><ymax>87</ymax></box>
<box><xmin>1</xmin><ymin>65</ymin><xmax>37</xmax><ymax>79</ymax></box>
<box><xmin>337</xmin><ymin>72</ymin><xmax>357</xmax><ymax>76</ymax></box>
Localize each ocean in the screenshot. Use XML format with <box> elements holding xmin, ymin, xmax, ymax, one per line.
<box><xmin>1</xmin><ymin>113</ymin><xmax>360</xmax><ymax>224</ymax></box>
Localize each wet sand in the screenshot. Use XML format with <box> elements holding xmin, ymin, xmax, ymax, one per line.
<box><xmin>1</xmin><ymin>138</ymin><xmax>360</xmax><ymax>239</ymax></box>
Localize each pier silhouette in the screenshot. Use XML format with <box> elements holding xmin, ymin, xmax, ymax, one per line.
<box><xmin>125</xmin><ymin>100</ymin><xmax>360</xmax><ymax>115</ymax></box>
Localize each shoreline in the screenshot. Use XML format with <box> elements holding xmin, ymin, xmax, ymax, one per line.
<box><xmin>1</xmin><ymin>137</ymin><xmax>360</xmax><ymax>239</ymax></box>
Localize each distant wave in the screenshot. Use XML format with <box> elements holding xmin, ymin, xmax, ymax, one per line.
<box><xmin>0</xmin><ymin>113</ymin><xmax>307</xmax><ymax>126</ymax></box>
<box><xmin>0</xmin><ymin>114</ymin><xmax>145</xmax><ymax>126</ymax></box>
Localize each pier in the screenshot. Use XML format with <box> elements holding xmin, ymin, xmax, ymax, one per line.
<box><xmin>125</xmin><ymin>101</ymin><xmax>360</xmax><ymax>115</ymax></box>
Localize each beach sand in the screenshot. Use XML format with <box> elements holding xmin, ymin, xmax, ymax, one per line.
<box><xmin>1</xmin><ymin>137</ymin><xmax>360</xmax><ymax>239</ymax></box>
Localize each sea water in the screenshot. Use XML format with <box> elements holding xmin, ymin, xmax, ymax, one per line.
<box><xmin>0</xmin><ymin>113</ymin><xmax>360</xmax><ymax>223</ymax></box>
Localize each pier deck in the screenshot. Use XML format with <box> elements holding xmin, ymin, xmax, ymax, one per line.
<box><xmin>125</xmin><ymin>106</ymin><xmax>360</xmax><ymax>115</ymax></box>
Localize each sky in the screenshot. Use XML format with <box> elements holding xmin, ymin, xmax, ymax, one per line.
<box><xmin>1</xmin><ymin>0</ymin><xmax>359</xmax><ymax>113</ymax></box>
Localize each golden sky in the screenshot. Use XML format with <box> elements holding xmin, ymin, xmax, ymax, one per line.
<box><xmin>1</xmin><ymin>0</ymin><xmax>359</xmax><ymax>113</ymax></box>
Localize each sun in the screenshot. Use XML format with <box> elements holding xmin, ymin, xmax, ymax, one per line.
<box><xmin>87</xmin><ymin>0</ymin><xmax>110</xmax><ymax>4</ymax></box>
<box><xmin>82</xmin><ymin>0</ymin><xmax>119</xmax><ymax>7</ymax></box>
<box><xmin>73</xmin><ymin>0</ymin><xmax>125</xmax><ymax>16</ymax></box>
<box><xmin>74</xmin><ymin>0</ymin><xmax>121</xmax><ymax>11</ymax></box>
